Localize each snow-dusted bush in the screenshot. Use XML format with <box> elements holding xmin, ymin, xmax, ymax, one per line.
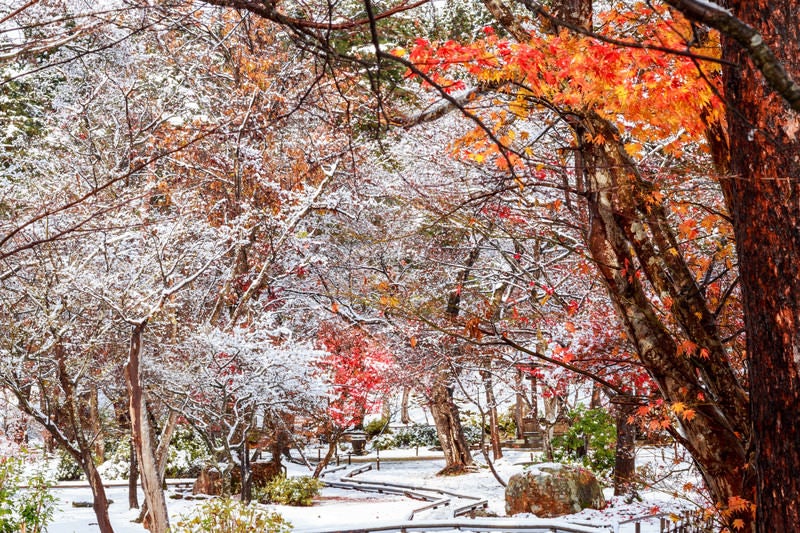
<box><xmin>173</xmin><ymin>498</ymin><xmax>291</xmax><ymax>533</ymax></box>
<box><xmin>392</xmin><ymin>424</ymin><xmax>439</xmax><ymax>448</ymax></box>
<box><xmin>166</xmin><ymin>428</ymin><xmax>210</xmax><ymax>478</ymax></box>
<box><xmin>54</xmin><ymin>450</ymin><xmax>83</xmax><ymax>482</ymax></box>
<box><xmin>363</xmin><ymin>418</ymin><xmax>390</xmax><ymax>439</ymax></box>
<box><xmin>97</xmin><ymin>438</ymin><xmax>131</xmax><ymax>480</ymax></box>
<box><xmin>0</xmin><ymin>455</ymin><xmax>56</xmax><ymax>533</ymax></box>
<box><xmin>553</xmin><ymin>406</ymin><xmax>616</xmax><ymax>477</ymax></box>
<box><xmin>260</xmin><ymin>475</ymin><xmax>322</xmax><ymax>506</ymax></box>
<box><xmin>461</xmin><ymin>422</ymin><xmax>484</xmax><ymax>445</ymax></box>
<box><xmin>370</xmin><ymin>433</ymin><xmax>395</xmax><ymax>451</ymax></box>
<box><xmin>97</xmin><ymin>457</ymin><xmax>129</xmax><ymax>481</ymax></box>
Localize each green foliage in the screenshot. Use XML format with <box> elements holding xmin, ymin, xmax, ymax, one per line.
<box><xmin>392</xmin><ymin>424</ymin><xmax>439</xmax><ymax>447</ymax></box>
<box><xmin>553</xmin><ymin>406</ymin><xmax>617</xmax><ymax>476</ymax></box>
<box><xmin>0</xmin><ymin>455</ymin><xmax>56</xmax><ymax>533</ymax></box>
<box><xmin>166</xmin><ymin>427</ymin><xmax>211</xmax><ymax>478</ymax></box>
<box><xmin>461</xmin><ymin>420</ymin><xmax>484</xmax><ymax>445</ymax></box>
<box><xmin>55</xmin><ymin>450</ymin><xmax>83</xmax><ymax>481</ymax></box>
<box><xmin>421</xmin><ymin>0</ymin><xmax>497</xmax><ymax>42</ymax></box>
<box><xmin>369</xmin><ymin>433</ymin><xmax>395</xmax><ymax>451</ymax></box>
<box><xmin>260</xmin><ymin>475</ymin><xmax>322</xmax><ymax>507</ymax></box>
<box><xmin>497</xmin><ymin>411</ymin><xmax>517</xmax><ymax>439</ymax></box>
<box><xmin>172</xmin><ymin>498</ymin><xmax>291</xmax><ymax>533</ymax></box>
<box><xmin>97</xmin><ymin>436</ymin><xmax>131</xmax><ymax>480</ymax></box>
<box><xmin>363</xmin><ymin>418</ymin><xmax>391</xmax><ymax>439</ymax></box>
<box><xmin>459</xmin><ymin>411</ymin><xmax>494</xmax><ymax>445</ymax></box>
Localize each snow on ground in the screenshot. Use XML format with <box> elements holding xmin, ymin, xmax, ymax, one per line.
<box><xmin>47</xmin><ymin>446</ymin><xmax>702</xmax><ymax>533</ymax></box>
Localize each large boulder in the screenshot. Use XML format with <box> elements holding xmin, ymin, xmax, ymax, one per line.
<box><xmin>505</xmin><ymin>463</ymin><xmax>605</xmax><ymax>517</ymax></box>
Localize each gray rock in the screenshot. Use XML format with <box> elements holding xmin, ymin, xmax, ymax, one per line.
<box><xmin>505</xmin><ymin>463</ymin><xmax>605</xmax><ymax>517</ymax></box>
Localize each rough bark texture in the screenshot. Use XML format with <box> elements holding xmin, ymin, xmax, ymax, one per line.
<box><xmin>126</xmin><ymin>323</ymin><xmax>170</xmax><ymax>533</ymax></box>
<box><xmin>612</xmin><ymin>397</ymin><xmax>637</xmax><ymax>496</ymax></box>
<box><xmin>429</xmin><ymin>374</ymin><xmax>474</xmax><ymax>473</ymax></box>
<box><xmin>577</xmin><ymin>115</ymin><xmax>750</xmax><ymax>513</ymax></box>
<box><xmin>720</xmin><ymin>1</ymin><xmax>800</xmax><ymax>528</ymax></box>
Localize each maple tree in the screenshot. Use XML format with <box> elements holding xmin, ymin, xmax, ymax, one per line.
<box><xmin>318</xmin><ymin>323</ymin><xmax>394</xmax><ymax>429</ymax></box>
<box><xmin>2</xmin><ymin>0</ymin><xmax>799</xmax><ymax>530</ymax></box>
<box><xmin>391</xmin><ymin>1</ymin><xmax>753</xmax><ymax>526</ymax></box>
<box><xmin>314</xmin><ymin>322</ymin><xmax>397</xmax><ymax>474</ymax></box>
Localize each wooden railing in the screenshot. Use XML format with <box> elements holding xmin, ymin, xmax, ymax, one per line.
<box><xmin>612</xmin><ymin>510</ymin><xmax>716</xmax><ymax>533</ymax></box>
<box><xmin>319</xmin><ymin>462</ymin><xmax>715</xmax><ymax>533</ymax></box>
<box><xmin>297</xmin><ymin>518</ymin><xmax>614</xmax><ymax>533</ymax></box>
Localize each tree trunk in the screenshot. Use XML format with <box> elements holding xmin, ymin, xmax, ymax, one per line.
<box><xmin>52</xmin><ymin>343</ymin><xmax>116</xmax><ymax>532</ymax></box>
<box><xmin>590</xmin><ymin>383</ymin><xmax>602</xmax><ymax>410</ymax></box>
<box><xmin>400</xmin><ymin>386</ymin><xmax>411</xmax><ymax>425</ymax></box>
<box><xmin>136</xmin><ymin>410</ymin><xmax>178</xmax><ymax>523</ymax></box>
<box><xmin>312</xmin><ymin>432</ymin><xmax>340</xmax><ymax>478</ymax></box>
<box><xmin>578</xmin><ymin>115</ymin><xmax>750</xmax><ymax>513</ymax></box>
<box><xmin>85</xmin><ymin>458</ymin><xmax>115</xmax><ymax>533</ymax></box>
<box><xmin>612</xmin><ymin>396</ymin><xmax>637</xmax><ymax>496</ymax></box>
<box><xmin>481</xmin><ymin>365</ymin><xmax>503</xmax><ymax>460</ymax></box>
<box><xmin>126</xmin><ymin>323</ymin><xmax>170</xmax><ymax>533</ymax></box>
<box><xmin>240</xmin><ymin>440</ymin><xmax>252</xmax><ymax>503</ymax></box>
<box><xmin>129</xmin><ymin>439</ymin><xmax>139</xmax><ymax>509</ymax></box>
<box><xmin>722</xmin><ymin>2</ymin><xmax>800</xmax><ymax>528</ymax></box>
<box><xmin>514</xmin><ymin>371</ymin><xmax>526</xmax><ymax>439</ymax></box>
<box><xmin>88</xmin><ymin>386</ymin><xmax>104</xmax><ymax>463</ymax></box>
<box><xmin>541</xmin><ymin>393</ymin><xmax>559</xmax><ymax>461</ymax></box>
<box><xmin>428</xmin><ymin>375</ymin><xmax>473</xmax><ymax>473</ymax></box>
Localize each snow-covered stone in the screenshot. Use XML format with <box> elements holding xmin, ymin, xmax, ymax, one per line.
<box><xmin>505</xmin><ymin>463</ymin><xmax>605</xmax><ymax>517</ymax></box>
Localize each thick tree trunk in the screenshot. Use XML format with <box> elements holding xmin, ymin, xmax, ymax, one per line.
<box><xmin>722</xmin><ymin>2</ymin><xmax>800</xmax><ymax>528</ymax></box>
<box><xmin>428</xmin><ymin>375</ymin><xmax>473</xmax><ymax>473</ymax></box>
<box><xmin>126</xmin><ymin>323</ymin><xmax>169</xmax><ymax>533</ymax></box>
<box><xmin>578</xmin><ymin>115</ymin><xmax>751</xmax><ymax>513</ymax></box>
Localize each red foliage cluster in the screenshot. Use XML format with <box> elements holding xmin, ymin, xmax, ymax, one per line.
<box><xmin>317</xmin><ymin>323</ymin><xmax>395</xmax><ymax>428</ymax></box>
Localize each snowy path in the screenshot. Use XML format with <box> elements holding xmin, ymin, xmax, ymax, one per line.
<box><xmin>47</xmin><ymin>448</ymin><xmax>696</xmax><ymax>533</ymax></box>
